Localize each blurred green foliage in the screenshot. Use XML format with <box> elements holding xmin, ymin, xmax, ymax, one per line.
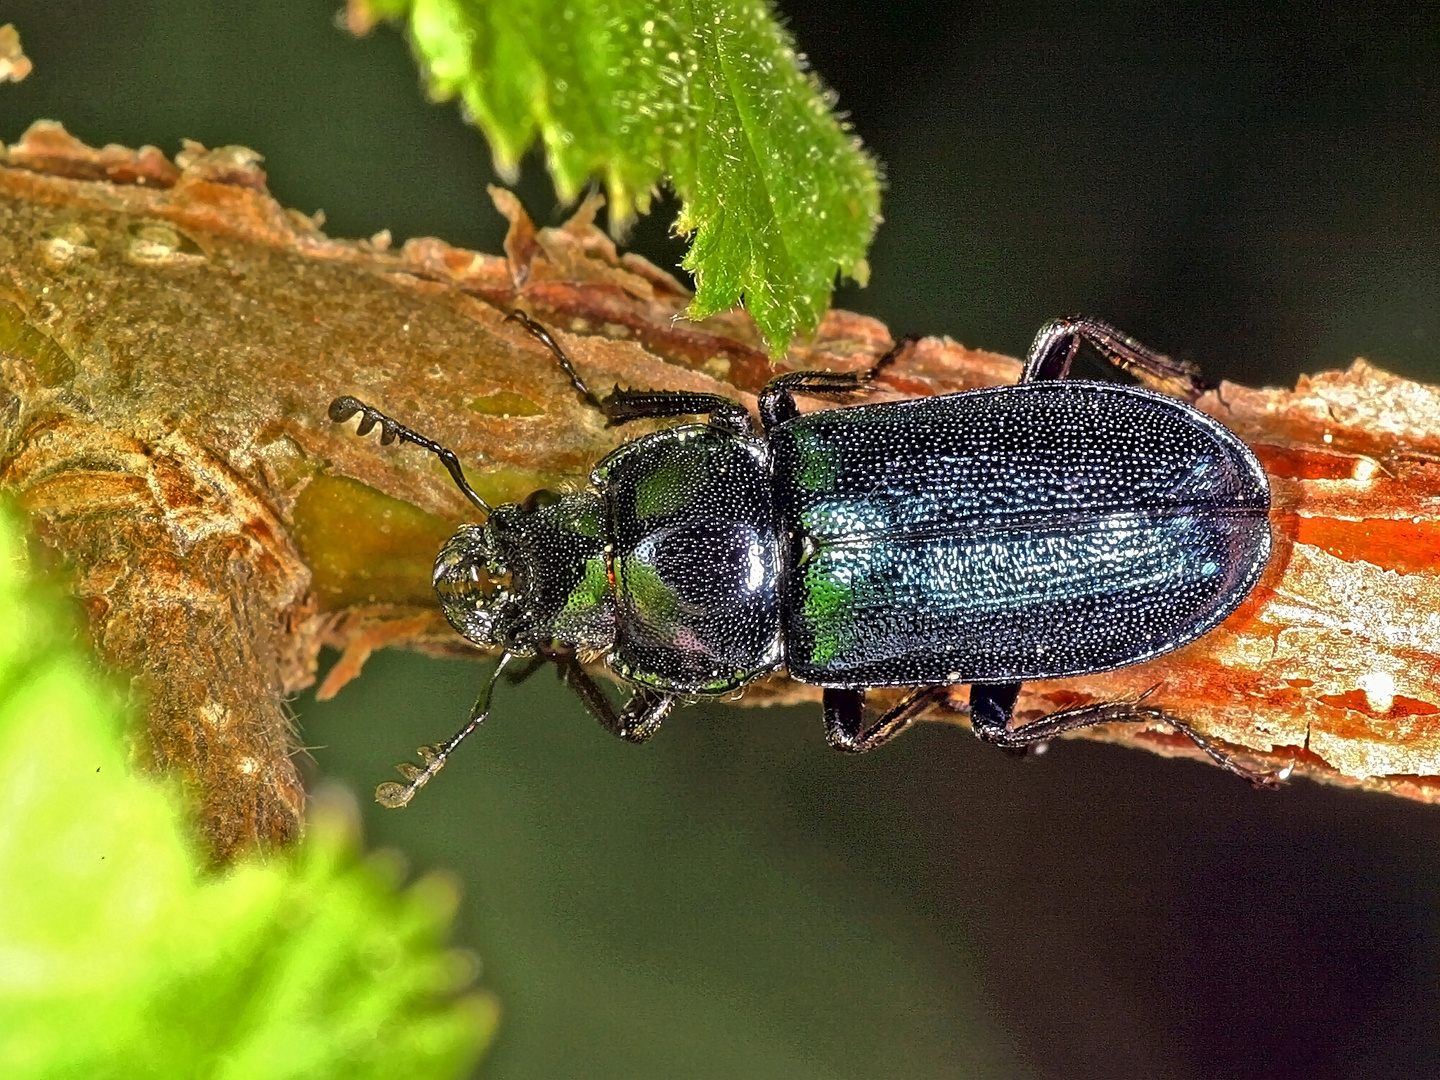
<box><xmin>0</xmin><ymin>502</ymin><xmax>496</xmax><ymax>1080</ymax></box>
<box><xmin>304</xmin><ymin>651</ymin><xmax>1021</xmax><ymax>1080</ymax></box>
<box><xmin>358</xmin><ymin>0</ymin><xmax>881</xmax><ymax>354</ymax></box>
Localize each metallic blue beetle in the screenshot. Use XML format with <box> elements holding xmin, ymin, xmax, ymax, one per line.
<box><xmin>331</xmin><ymin>314</ymin><xmax>1275</xmax><ymax>806</ymax></box>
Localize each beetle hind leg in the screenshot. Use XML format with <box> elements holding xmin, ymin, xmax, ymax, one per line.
<box><xmin>1022</xmin><ymin>317</ymin><xmax>1208</xmax><ymax>398</ymax></box>
<box><xmin>824</xmin><ymin>685</ymin><xmax>949</xmax><ymax>753</ymax></box>
<box><xmin>968</xmin><ymin>683</ymin><xmax>1284</xmax><ymax>788</ymax></box>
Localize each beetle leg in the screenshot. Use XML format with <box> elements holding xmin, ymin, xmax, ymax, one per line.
<box><xmin>824</xmin><ymin>685</ymin><xmax>948</xmax><ymax>753</ymax></box>
<box><xmin>1022</xmin><ymin>316</ymin><xmax>1209</xmax><ymax>398</ymax></box>
<box><xmin>864</xmin><ymin>334</ymin><xmax>921</xmax><ymax>381</ymax></box>
<box><xmin>506</xmin><ymin>310</ymin><xmax>753</xmax><ymax>436</ymax></box>
<box><xmin>612</xmin><ymin>690</ymin><xmax>676</xmax><ymax>742</ymax></box>
<box><xmin>759</xmin><ymin>336</ymin><xmax>918</xmax><ymax>430</ymax></box>
<box><xmin>593</xmin><ymin>387</ymin><xmax>754</xmax><ymax>437</ymax></box>
<box><xmin>968</xmin><ymin>683</ymin><xmax>1284</xmax><ymax>788</ymax></box>
<box><xmin>553</xmin><ymin>650</ymin><xmax>675</xmax><ymax>742</ymax></box>
<box><xmin>760</xmin><ymin>372</ymin><xmax>868</xmax><ymax>429</ymax></box>
<box><xmin>502</xmin><ymin>653</ymin><xmax>548</xmax><ymax>685</ymax></box>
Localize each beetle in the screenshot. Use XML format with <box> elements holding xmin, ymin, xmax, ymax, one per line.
<box><xmin>330</xmin><ymin>313</ymin><xmax>1277</xmax><ymax>807</ymax></box>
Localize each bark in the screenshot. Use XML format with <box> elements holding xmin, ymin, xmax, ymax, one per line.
<box><xmin>1</xmin><ymin>121</ymin><xmax>1437</xmax><ymax>860</ymax></box>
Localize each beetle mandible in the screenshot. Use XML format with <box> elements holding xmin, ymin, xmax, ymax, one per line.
<box><xmin>330</xmin><ymin>313</ymin><xmax>1278</xmax><ymax>807</ymax></box>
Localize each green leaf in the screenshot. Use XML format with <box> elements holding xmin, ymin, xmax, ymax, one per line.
<box><xmin>0</xmin><ymin>501</ymin><xmax>496</xmax><ymax>1079</ymax></box>
<box><xmin>362</xmin><ymin>0</ymin><xmax>882</xmax><ymax>355</ymax></box>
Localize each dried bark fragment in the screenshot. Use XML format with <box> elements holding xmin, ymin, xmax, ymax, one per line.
<box><xmin>0</xmin><ymin>122</ymin><xmax>1437</xmax><ymax>859</ymax></box>
<box><xmin>0</xmin><ymin>24</ymin><xmax>31</xmax><ymax>84</ymax></box>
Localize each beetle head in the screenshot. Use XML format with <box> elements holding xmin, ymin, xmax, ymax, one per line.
<box><xmin>433</xmin><ymin>489</ymin><xmax>616</xmax><ymax>654</ymax></box>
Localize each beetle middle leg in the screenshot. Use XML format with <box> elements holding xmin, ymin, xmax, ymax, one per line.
<box><xmin>759</xmin><ymin>335</ymin><xmax>918</xmax><ymax>429</ymax></box>
<box><xmin>1022</xmin><ymin>317</ymin><xmax>1209</xmax><ymax>398</ymax></box>
<box><xmin>968</xmin><ymin>683</ymin><xmax>1283</xmax><ymax>788</ymax></box>
<box><xmin>823</xmin><ymin>685</ymin><xmax>949</xmax><ymax>753</ymax></box>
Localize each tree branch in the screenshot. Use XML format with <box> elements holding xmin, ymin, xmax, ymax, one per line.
<box><xmin>3</xmin><ymin>121</ymin><xmax>1437</xmax><ymax>859</ymax></box>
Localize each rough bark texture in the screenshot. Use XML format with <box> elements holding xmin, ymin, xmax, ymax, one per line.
<box><xmin>1</xmin><ymin>121</ymin><xmax>1437</xmax><ymax>859</ymax></box>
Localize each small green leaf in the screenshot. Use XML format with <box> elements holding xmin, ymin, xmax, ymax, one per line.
<box><xmin>361</xmin><ymin>0</ymin><xmax>882</xmax><ymax>355</ymax></box>
<box><xmin>0</xmin><ymin>501</ymin><xmax>496</xmax><ymax>1079</ymax></box>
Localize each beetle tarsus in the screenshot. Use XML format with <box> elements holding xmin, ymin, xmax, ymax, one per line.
<box><xmin>506</xmin><ymin>309</ymin><xmax>609</xmax><ymax>414</ymax></box>
<box><xmin>507</xmin><ymin>309</ymin><xmax>755</xmax><ymax>434</ymax></box>
<box><xmin>968</xmin><ymin>685</ymin><xmax>1287</xmax><ymax>788</ymax></box>
<box><xmin>866</xmin><ymin>333</ymin><xmax>920</xmax><ymax>381</ymax></box>
<box><xmin>1159</xmin><ymin>713</ymin><xmax>1287</xmax><ymax>788</ymax></box>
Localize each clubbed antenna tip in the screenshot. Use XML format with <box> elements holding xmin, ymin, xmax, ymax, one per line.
<box><xmin>327</xmin><ymin>393</ymin><xmax>491</xmax><ymax>514</ymax></box>
<box><xmin>371</xmin><ymin>652</ymin><xmax>515</xmax><ymax>808</ymax></box>
<box><xmin>374</xmin><ymin>746</ymin><xmax>447</xmax><ymax>808</ymax></box>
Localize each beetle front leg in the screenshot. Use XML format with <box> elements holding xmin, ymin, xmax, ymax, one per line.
<box><xmin>507</xmin><ymin>311</ymin><xmax>753</xmax><ymax>436</ymax></box>
<box><xmin>968</xmin><ymin>683</ymin><xmax>1284</xmax><ymax>788</ymax></box>
<box><xmin>594</xmin><ymin>387</ymin><xmax>754</xmax><ymax>437</ymax></box>
<box><xmin>824</xmin><ymin>685</ymin><xmax>948</xmax><ymax>753</ymax></box>
<box><xmin>554</xmin><ymin>652</ymin><xmax>675</xmax><ymax>742</ymax></box>
<box><xmin>606</xmin><ymin>689</ymin><xmax>674</xmax><ymax>742</ymax></box>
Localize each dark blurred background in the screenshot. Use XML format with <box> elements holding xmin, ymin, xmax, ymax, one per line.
<box><xmin>6</xmin><ymin>2</ymin><xmax>1440</xmax><ymax>1078</ymax></box>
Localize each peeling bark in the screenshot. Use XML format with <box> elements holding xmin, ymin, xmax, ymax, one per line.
<box><xmin>1</xmin><ymin>121</ymin><xmax>1437</xmax><ymax>859</ymax></box>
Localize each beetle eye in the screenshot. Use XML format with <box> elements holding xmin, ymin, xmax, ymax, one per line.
<box><xmin>434</xmin><ymin>525</ymin><xmax>507</xmax><ymax>603</ymax></box>
<box><xmin>522</xmin><ymin>489</ymin><xmax>563</xmax><ymax>513</ymax></box>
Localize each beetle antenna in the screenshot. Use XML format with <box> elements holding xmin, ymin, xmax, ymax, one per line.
<box><xmin>375</xmin><ymin>651</ymin><xmax>516</xmax><ymax>808</ymax></box>
<box><xmin>329</xmin><ymin>395</ymin><xmax>491</xmax><ymax>514</ymax></box>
